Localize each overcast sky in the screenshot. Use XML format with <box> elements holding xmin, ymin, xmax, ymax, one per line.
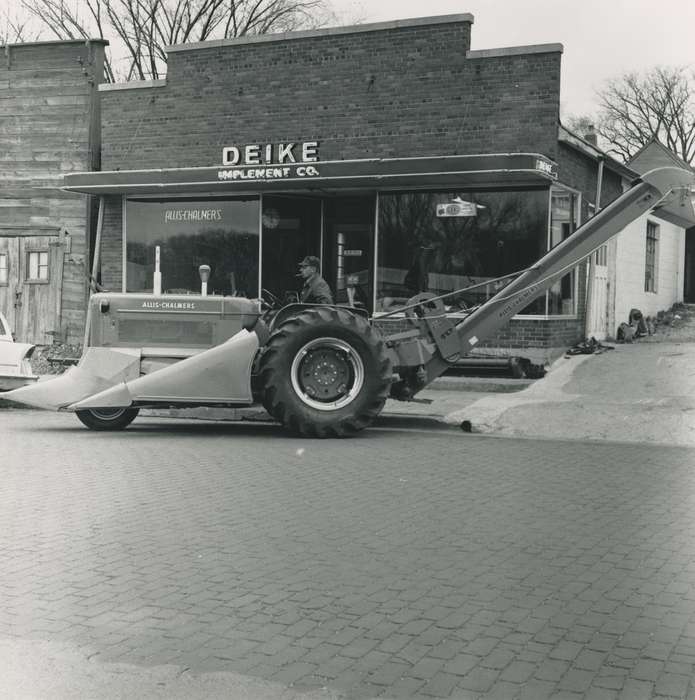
<box><xmin>330</xmin><ymin>0</ymin><xmax>695</xmax><ymax>119</ymax></box>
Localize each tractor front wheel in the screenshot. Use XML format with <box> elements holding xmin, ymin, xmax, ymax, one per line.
<box><xmin>258</xmin><ymin>307</ymin><xmax>391</xmax><ymax>437</ymax></box>
<box><xmin>76</xmin><ymin>407</ymin><xmax>140</xmax><ymax>431</ymax></box>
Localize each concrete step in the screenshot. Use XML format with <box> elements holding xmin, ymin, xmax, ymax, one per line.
<box><xmin>431</xmin><ymin>375</ymin><xmax>534</xmax><ymax>393</ymax></box>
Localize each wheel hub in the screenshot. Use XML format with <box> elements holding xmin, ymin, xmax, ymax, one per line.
<box><xmin>301</xmin><ymin>349</ymin><xmax>350</xmax><ymax>400</ymax></box>
<box><xmin>290</xmin><ymin>337</ymin><xmax>365</xmax><ymax>411</ymax></box>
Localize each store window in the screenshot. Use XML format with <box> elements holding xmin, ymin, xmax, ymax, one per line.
<box><xmin>0</xmin><ymin>253</ymin><xmax>7</xmax><ymax>285</ymax></box>
<box><xmin>645</xmin><ymin>220</ymin><xmax>659</xmax><ymax>292</ymax></box>
<box><xmin>26</xmin><ymin>250</ymin><xmax>49</xmax><ymax>282</ymax></box>
<box><xmin>125</xmin><ymin>197</ymin><xmax>260</xmax><ymax>296</ymax></box>
<box><xmin>376</xmin><ymin>190</ymin><xmax>548</xmax><ymax>314</ymax></box>
<box><xmin>548</xmin><ymin>188</ymin><xmax>580</xmax><ymax>315</ymax></box>
<box><xmin>261</xmin><ymin>195</ymin><xmax>321</xmax><ymax>303</ymax></box>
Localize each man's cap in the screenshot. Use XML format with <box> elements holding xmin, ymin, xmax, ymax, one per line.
<box><xmin>298</xmin><ymin>255</ymin><xmax>321</xmax><ymax>269</ymax></box>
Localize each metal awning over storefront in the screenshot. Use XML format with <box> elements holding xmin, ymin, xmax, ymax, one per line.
<box><xmin>62</xmin><ymin>153</ymin><xmax>559</xmax><ymax>195</ymax></box>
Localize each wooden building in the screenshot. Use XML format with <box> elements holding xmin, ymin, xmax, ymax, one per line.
<box><xmin>0</xmin><ymin>40</ymin><xmax>106</xmax><ymax>345</ymax></box>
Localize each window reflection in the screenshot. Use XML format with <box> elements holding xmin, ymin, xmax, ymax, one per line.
<box><xmin>376</xmin><ymin>191</ymin><xmax>549</xmax><ymax>314</ymax></box>
<box><xmin>125</xmin><ymin>197</ymin><xmax>260</xmax><ymax>296</ymax></box>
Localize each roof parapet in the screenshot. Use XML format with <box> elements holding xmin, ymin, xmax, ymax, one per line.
<box><xmin>166</xmin><ymin>13</ymin><xmax>474</xmax><ymax>54</ymax></box>
<box><xmin>466</xmin><ymin>43</ymin><xmax>563</xmax><ymax>59</ymax></box>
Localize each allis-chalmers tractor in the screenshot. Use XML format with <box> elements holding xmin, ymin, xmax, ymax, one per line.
<box><xmin>5</xmin><ymin>167</ymin><xmax>694</xmax><ymax>437</ymax></box>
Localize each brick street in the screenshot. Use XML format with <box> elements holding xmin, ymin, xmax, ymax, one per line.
<box><xmin>2</xmin><ymin>409</ymin><xmax>695</xmax><ymax>699</ymax></box>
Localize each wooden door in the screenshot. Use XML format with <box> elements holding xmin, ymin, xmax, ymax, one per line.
<box><xmin>0</xmin><ymin>238</ymin><xmax>20</xmax><ymax>337</ymax></box>
<box><xmin>586</xmin><ymin>245</ymin><xmax>609</xmax><ymax>340</ymax></box>
<box><xmin>1</xmin><ymin>236</ymin><xmax>63</xmax><ymax>344</ymax></box>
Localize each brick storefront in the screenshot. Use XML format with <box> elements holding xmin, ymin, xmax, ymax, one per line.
<box><xmin>62</xmin><ymin>14</ymin><xmax>630</xmax><ymax>362</ymax></box>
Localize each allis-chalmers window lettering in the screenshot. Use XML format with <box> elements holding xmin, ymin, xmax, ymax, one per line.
<box><xmin>164</xmin><ymin>208</ymin><xmax>223</xmax><ymax>223</ymax></box>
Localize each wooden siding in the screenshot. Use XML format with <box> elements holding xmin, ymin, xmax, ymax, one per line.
<box><xmin>0</xmin><ymin>40</ymin><xmax>106</xmax><ymax>344</ymax></box>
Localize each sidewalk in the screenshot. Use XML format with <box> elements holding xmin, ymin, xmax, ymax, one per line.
<box><xmin>385</xmin><ymin>304</ymin><xmax>695</xmax><ymax>447</ymax></box>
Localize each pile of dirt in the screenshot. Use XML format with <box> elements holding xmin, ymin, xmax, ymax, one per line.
<box><xmin>30</xmin><ymin>343</ymin><xmax>82</xmax><ymax>376</ymax></box>
<box><xmin>642</xmin><ymin>303</ymin><xmax>695</xmax><ymax>343</ymax></box>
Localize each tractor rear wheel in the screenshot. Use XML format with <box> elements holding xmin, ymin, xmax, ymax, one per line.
<box><xmin>258</xmin><ymin>307</ymin><xmax>391</xmax><ymax>437</ymax></box>
<box><xmin>76</xmin><ymin>407</ymin><xmax>140</xmax><ymax>431</ymax></box>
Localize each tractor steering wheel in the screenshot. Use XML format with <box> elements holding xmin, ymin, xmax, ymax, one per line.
<box><xmin>260</xmin><ymin>288</ymin><xmax>283</xmax><ymax>310</ymax></box>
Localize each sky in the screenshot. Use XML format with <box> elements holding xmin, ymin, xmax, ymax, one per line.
<box><xmin>329</xmin><ymin>0</ymin><xmax>695</xmax><ymax>120</ymax></box>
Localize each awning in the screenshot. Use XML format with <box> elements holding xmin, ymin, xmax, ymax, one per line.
<box><xmin>62</xmin><ymin>153</ymin><xmax>559</xmax><ymax>195</ymax></box>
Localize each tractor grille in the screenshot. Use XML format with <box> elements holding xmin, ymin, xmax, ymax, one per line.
<box><xmin>117</xmin><ymin>318</ymin><xmax>214</xmax><ymax>346</ymax></box>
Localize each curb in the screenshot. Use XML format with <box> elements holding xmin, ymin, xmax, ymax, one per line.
<box><xmin>430</xmin><ymin>376</ymin><xmax>535</xmax><ymax>393</ymax></box>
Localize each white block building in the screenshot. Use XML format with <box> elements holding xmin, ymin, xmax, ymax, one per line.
<box><xmin>589</xmin><ymin>139</ymin><xmax>695</xmax><ymax>340</ymax></box>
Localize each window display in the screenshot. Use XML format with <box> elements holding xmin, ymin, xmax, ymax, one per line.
<box><xmin>376</xmin><ymin>190</ymin><xmax>549</xmax><ymax>314</ymax></box>
<box><xmin>125</xmin><ymin>197</ymin><xmax>260</xmax><ymax>296</ymax></box>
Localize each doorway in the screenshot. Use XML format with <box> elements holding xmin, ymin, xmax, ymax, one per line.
<box><xmin>685</xmin><ymin>228</ymin><xmax>695</xmax><ymax>303</ymax></box>
<box><xmin>322</xmin><ymin>195</ymin><xmax>375</xmax><ymax>311</ymax></box>
<box><xmin>0</xmin><ymin>234</ymin><xmax>63</xmax><ymax>344</ymax></box>
<box><xmin>586</xmin><ymin>245</ymin><xmax>609</xmax><ymax>340</ymax></box>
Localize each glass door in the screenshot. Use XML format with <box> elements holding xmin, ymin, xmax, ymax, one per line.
<box><xmin>322</xmin><ymin>195</ymin><xmax>375</xmax><ymax>311</ymax></box>
<box><xmin>261</xmin><ymin>195</ymin><xmax>321</xmax><ymax>304</ymax></box>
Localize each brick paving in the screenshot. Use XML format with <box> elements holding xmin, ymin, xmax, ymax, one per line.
<box><xmin>2</xmin><ymin>409</ymin><xmax>695</xmax><ymax>699</ymax></box>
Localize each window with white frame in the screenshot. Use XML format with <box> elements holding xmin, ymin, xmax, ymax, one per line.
<box><xmin>547</xmin><ymin>187</ymin><xmax>580</xmax><ymax>315</ymax></box>
<box><xmin>0</xmin><ymin>253</ymin><xmax>7</xmax><ymax>285</ymax></box>
<box><xmin>645</xmin><ymin>220</ymin><xmax>659</xmax><ymax>292</ymax></box>
<box><xmin>26</xmin><ymin>250</ymin><xmax>49</xmax><ymax>281</ymax></box>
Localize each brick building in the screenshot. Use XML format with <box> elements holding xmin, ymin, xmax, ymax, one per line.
<box><xmin>57</xmin><ymin>14</ymin><xmax>634</xmax><ymax>361</ymax></box>
<box><xmin>0</xmin><ymin>39</ymin><xmax>106</xmax><ymax>345</ymax></box>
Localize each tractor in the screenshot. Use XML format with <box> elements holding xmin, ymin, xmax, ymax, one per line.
<box><xmin>5</xmin><ymin>167</ymin><xmax>693</xmax><ymax>437</ymax></box>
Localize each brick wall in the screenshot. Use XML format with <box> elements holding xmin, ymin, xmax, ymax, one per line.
<box><xmin>99</xmin><ymin>19</ymin><xmax>562</xmax><ymax>169</ymax></box>
<box><xmin>100</xmin><ymin>195</ymin><xmax>123</xmax><ymax>291</ymax></box>
<box><xmin>374</xmin><ymin>312</ymin><xmax>584</xmax><ymax>365</ymax></box>
<box><xmin>0</xmin><ymin>40</ymin><xmax>106</xmax><ymax>343</ymax></box>
<box><xmin>97</xmin><ymin>19</ymin><xmax>565</xmax><ymax>306</ymax></box>
<box><xmin>556</xmin><ymin>142</ymin><xmax>623</xmax><ymax>212</ymax></box>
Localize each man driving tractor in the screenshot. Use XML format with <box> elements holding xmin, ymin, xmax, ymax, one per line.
<box><xmin>297</xmin><ymin>255</ymin><xmax>333</xmax><ymax>304</ymax></box>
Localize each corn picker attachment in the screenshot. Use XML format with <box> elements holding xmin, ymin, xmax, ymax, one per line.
<box><xmin>4</xmin><ymin>167</ymin><xmax>694</xmax><ymax>436</ymax></box>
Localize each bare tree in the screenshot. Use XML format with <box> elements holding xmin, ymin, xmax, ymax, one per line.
<box><xmin>563</xmin><ymin>114</ymin><xmax>596</xmax><ymax>140</ymax></box>
<box><xmin>21</xmin><ymin>0</ymin><xmax>333</xmax><ymax>81</ymax></box>
<box><xmin>595</xmin><ymin>66</ymin><xmax>695</xmax><ymax>165</ymax></box>
<box><xmin>0</xmin><ymin>1</ymin><xmax>38</xmax><ymax>43</ymax></box>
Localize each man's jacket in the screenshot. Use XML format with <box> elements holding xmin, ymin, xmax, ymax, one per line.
<box><xmin>300</xmin><ymin>274</ymin><xmax>334</xmax><ymax>304</ymax></box>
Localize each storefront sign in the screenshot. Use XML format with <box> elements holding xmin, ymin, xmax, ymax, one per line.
<box><xmin>436</xmin><ymin>201</ymin><xmax>478</xmax><ymax>217</ymax></box>
<box><xmin>535</xmin><ymin>158</ymin><xmax>558</xmax><ymax>178</ymax></box>
<box><xmin>217</xmin><ymin>164</ymin><xmax>320</xmax><ymax>182</ymax></box>
<box><xmin>222</xmin><ymin>141</ymin><xmax>319</xmax><ymax>166</ymax></box>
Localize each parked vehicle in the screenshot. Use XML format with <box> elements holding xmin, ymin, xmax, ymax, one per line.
<box><xmin>0</xmin><ymin>313</ymin><xmax>37</xmax><ymax>392</ymax></box>
<box><xmin>4</xmin><ymin>167</ymin><xmax>693</xmax><ymax>436</ymax></box>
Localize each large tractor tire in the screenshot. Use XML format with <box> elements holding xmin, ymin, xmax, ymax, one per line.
<box><xmin>258</xmin><ymin>307</ymin><xmax>392</xmax><ymax>437</ymax></box>
<box><xmin>75</xmin><ymin>407</ymin><xmax>140</xmax><ymax>431</ymax></box>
